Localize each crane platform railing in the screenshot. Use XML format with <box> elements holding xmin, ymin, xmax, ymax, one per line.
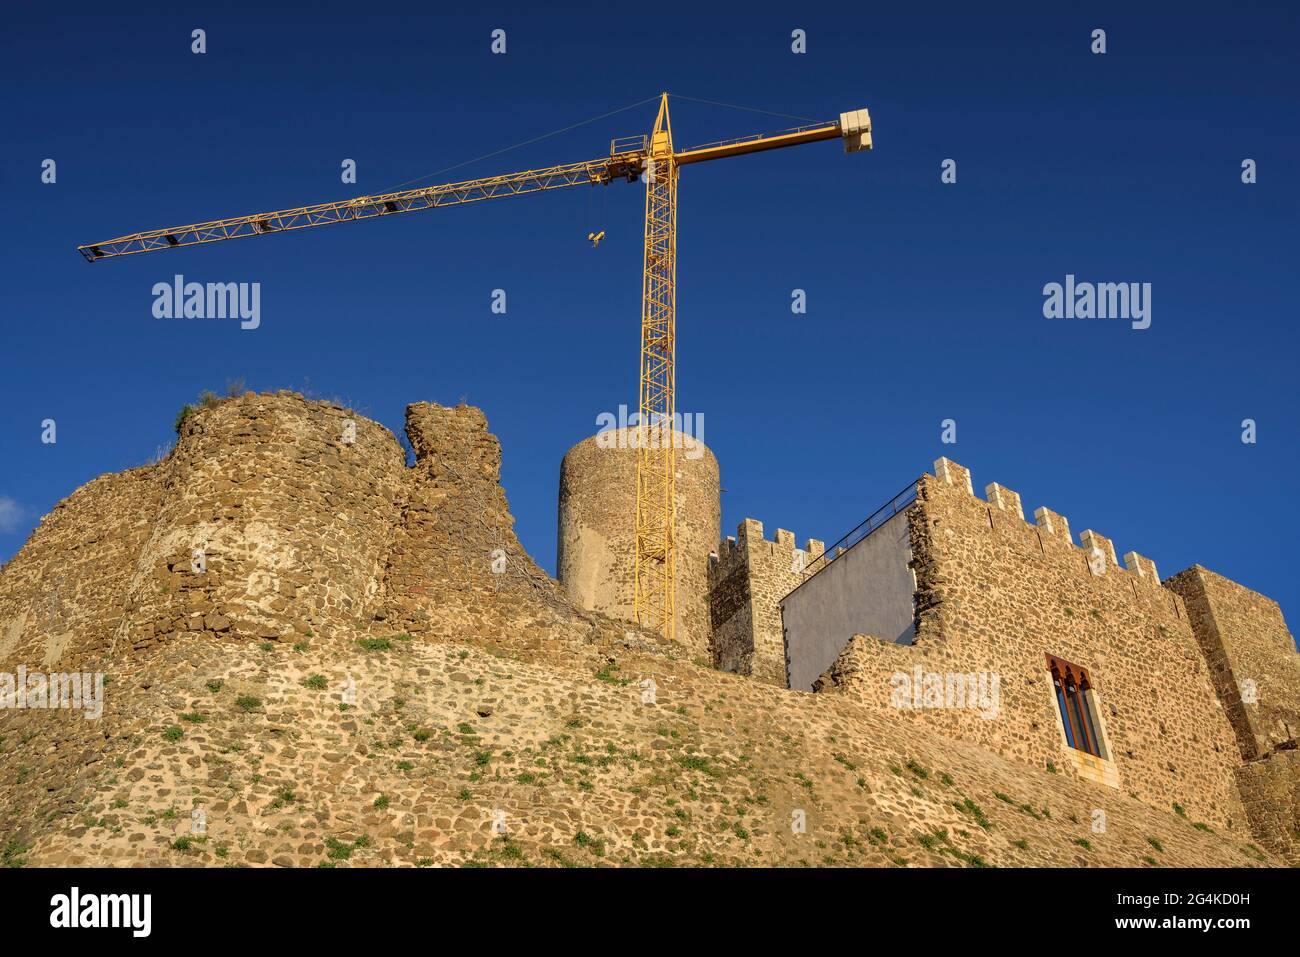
<box><xmin>609</xmin><ymin>134</ymin><xmax>649</xmax><ymax>155</ymax></box>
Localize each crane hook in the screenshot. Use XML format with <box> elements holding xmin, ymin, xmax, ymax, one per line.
<box><xmin>587</xmin><ymin>230</ymin><xmax>605</xmax><ymax>248</ymax></box>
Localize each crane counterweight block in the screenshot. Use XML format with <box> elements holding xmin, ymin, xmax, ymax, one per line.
<box><xmin>839</xmin><ymin>108</ymin><xmax>873</xmax><ymax>153</ymax></box>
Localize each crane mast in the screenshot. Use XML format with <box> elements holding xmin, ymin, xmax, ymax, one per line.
<box><xmin>78</xmin><ymin>94</ymin><xmax>872</xmax><ymax>643</ymax></box>
<box><xmin>633</xmin><ymin>94</ymin><xmax>680</xmax><ymax>639</ymax></box>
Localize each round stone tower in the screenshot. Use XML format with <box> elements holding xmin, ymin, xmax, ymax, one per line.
<box><xmin>557</xmin><ymin>427</ymin><xmax>720</xmax><ymax>659</ymax></box>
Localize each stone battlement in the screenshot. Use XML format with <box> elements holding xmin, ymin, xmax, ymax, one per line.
<box><xmin>712</xmin><ymin>518</ymin><xmax>824</xmax><ymax>572</ymax></box>
<box><xmin>794</xmin><ymin>455</ymin><xmax>1300</xmax><ymax>858</ymax></box>
<box><xmin>707</xmin><ymin>518</ymin><xmax>825</xmax><ymax>686</ymax></box>
<box><xmin>933</xmin><ymin>457</ymin><xmax>1162</xmax><ymax>587</ymax></box>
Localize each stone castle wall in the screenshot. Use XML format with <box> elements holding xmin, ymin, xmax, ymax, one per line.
<box><xmin>808</xmin><ymin>459</ymin><xmax>1250</xmax><ymax>832</ymax></box>
<box><xmin>1165</xmin><ymin>566</ymin><xmax>1300</xmax><ymax>759</ymax></box>
<box><xmin>1165</xmin><ymin>565</ymin><xmax>1300</xmax><ymax>860</ymax></box>
<box><xmin>0</xmin><ymin>392</ymin><xmax>649</xmax><ymax>675</ymax></box>
<box><xmin>379</xmin><ymin>403</ymin><xmax>636</xmax><ymax>660</ymax></box>
<box><xmin>706</xmin><ymin>520</ymin><xmax>823</xmax><ymax>686</ymax></box>
<box><xmin>0</xmin><ymin>466</ymin><xmax>164</xmax><ymax>665</ymax></box>
<box><xmin>0</xmin><ymin>392</ymin><xmax>669</xmax><ymax>861</ymax></box>
<box><xmin>1234</xmin><ymin>751</ymin><xmax>1300</xmax><ymax>862</ymax></box>
<box><xmin>0</xmin><ymin>392</ymin><xmax>407</xmax><ymax>665</ymax></box>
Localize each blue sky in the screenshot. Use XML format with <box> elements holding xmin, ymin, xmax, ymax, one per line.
<box><xmin>2</xmin><ymin>2</ymin><xmax>1297</xmax><ymax>624</ymax></box>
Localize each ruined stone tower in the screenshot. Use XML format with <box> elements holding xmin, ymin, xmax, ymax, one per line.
<box><xmin>557</xmin><ymin>427</ymin><xmax>719</xmax><ymax>659</ymax></box>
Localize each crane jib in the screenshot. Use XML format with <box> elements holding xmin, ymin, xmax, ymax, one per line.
<box><xmin>76</xmin><ymin>110</ymin><xmax>869</xmax><ymax>262</ymax></box>
<box><xmin>77</xmin><ymin>157</ymin><xmax>630</xmax><ymax>261</ymax></box>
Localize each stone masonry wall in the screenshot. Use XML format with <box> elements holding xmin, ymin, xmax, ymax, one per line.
<box><xmin>1</xmin><ymin>391</ymin><xmax>410</xmax><ymax>667</ymax></box>
<box><xmin>706</xmin><ymin>519</ymin><xmax>823</xmax><ymax>686</ymax></box>
<box><xmin>0</xmin><ymin>466</ymin><xmax>164</xmax><ymax>667</ymax></box>
<box><xmin>6</xmin><ymin>626</ymin><xmax>1279</xmax><ymax>869</ymax></box>
<box><xmin>0</xmin><ymin>393</ymin><xmax>673</xmax><ymax>861</ymax></box>
<box><xmin>1234</xmin><ymin>751</ymin><xmax>1300</xmax><ymax>863</ymax></box>
<box><xmin>1165</xmin><ymin>566</ymin><xmax>1300</xmax><ymax>760</ymax></box>
<box><xmin>0</xmin><ymin>393</ymin><xmax>653</xmax><ymax>677</ymax></box>
<box><xmin>1165</xmin><ymin>566</ymin><xmax>1300</xmax><ymax>861</ymax></box>
<box><xmin>378</xmin><ymin>403</ymin><xmax>642</xmax><ymax>661</ymax></box>
<box><xmin>815</xmin><ymin>459</ymin><xmax>1249</xmax><ymax>833</ymax></box>
<box><xmin>130</xmin><ymin>392</ymin><xmax>408</xmax><ymax>651</ymax></box>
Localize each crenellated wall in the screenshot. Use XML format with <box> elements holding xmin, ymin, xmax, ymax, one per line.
<box><xmin>806</xmin><ymin>458</ymin><xmax>1252</xmax><ymax>833</ymax></box>
<box><xmin>698</xmin><ymin>455</ymin><xmax>1298</xmax><ymax>859</ymax></box>
<box><xmin>706</xmin><ymin>519</ymin><xmax>823</xmax><ymax>686</ymax></box>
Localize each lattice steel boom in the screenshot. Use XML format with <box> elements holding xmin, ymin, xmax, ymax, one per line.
<box><xmin>77</xmin><ymin>94</ymin><xmax>872</xmax><ymax>641</ymax></box>
<box><xmin>632</xmin><ymin>95</ymin><xmax>681</xmax><ymax>639</ymax></box>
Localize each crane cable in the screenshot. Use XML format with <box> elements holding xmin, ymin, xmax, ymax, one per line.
<box><xmin>668</xmin><ymin>93</ymin><xmax>821</xmax><ymax>125</ymax></box>
<box><xmin>381</xmin><ymin>94</ymin><xmax>662</xmax><ymax>194</ymax></box>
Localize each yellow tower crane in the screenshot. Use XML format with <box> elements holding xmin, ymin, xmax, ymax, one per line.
<box><xmin>78</xmin><ymin>93</ymin><xmax>872</xmax><ymax>641</ymax></box>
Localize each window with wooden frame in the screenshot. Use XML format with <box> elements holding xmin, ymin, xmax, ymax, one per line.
<box><xmin>1047</xmin><ymin>654</ymin><xmax>1104</xmax><ymax>758</ymax></box>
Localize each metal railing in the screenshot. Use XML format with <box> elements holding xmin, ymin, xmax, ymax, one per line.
<box><xmin>784</xmin><ymin>478</ymin><xmax>921</xmax><ymax>599</ymax></box>
<box><xmin>676</xmin><ymin>121</ymin><xmax>835</xmax><ymax>155</ymax></box>
<box><xmin>609</xmin><ymin>134</ymin><xmax>648</xmax><ymax>155</ymax></box>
